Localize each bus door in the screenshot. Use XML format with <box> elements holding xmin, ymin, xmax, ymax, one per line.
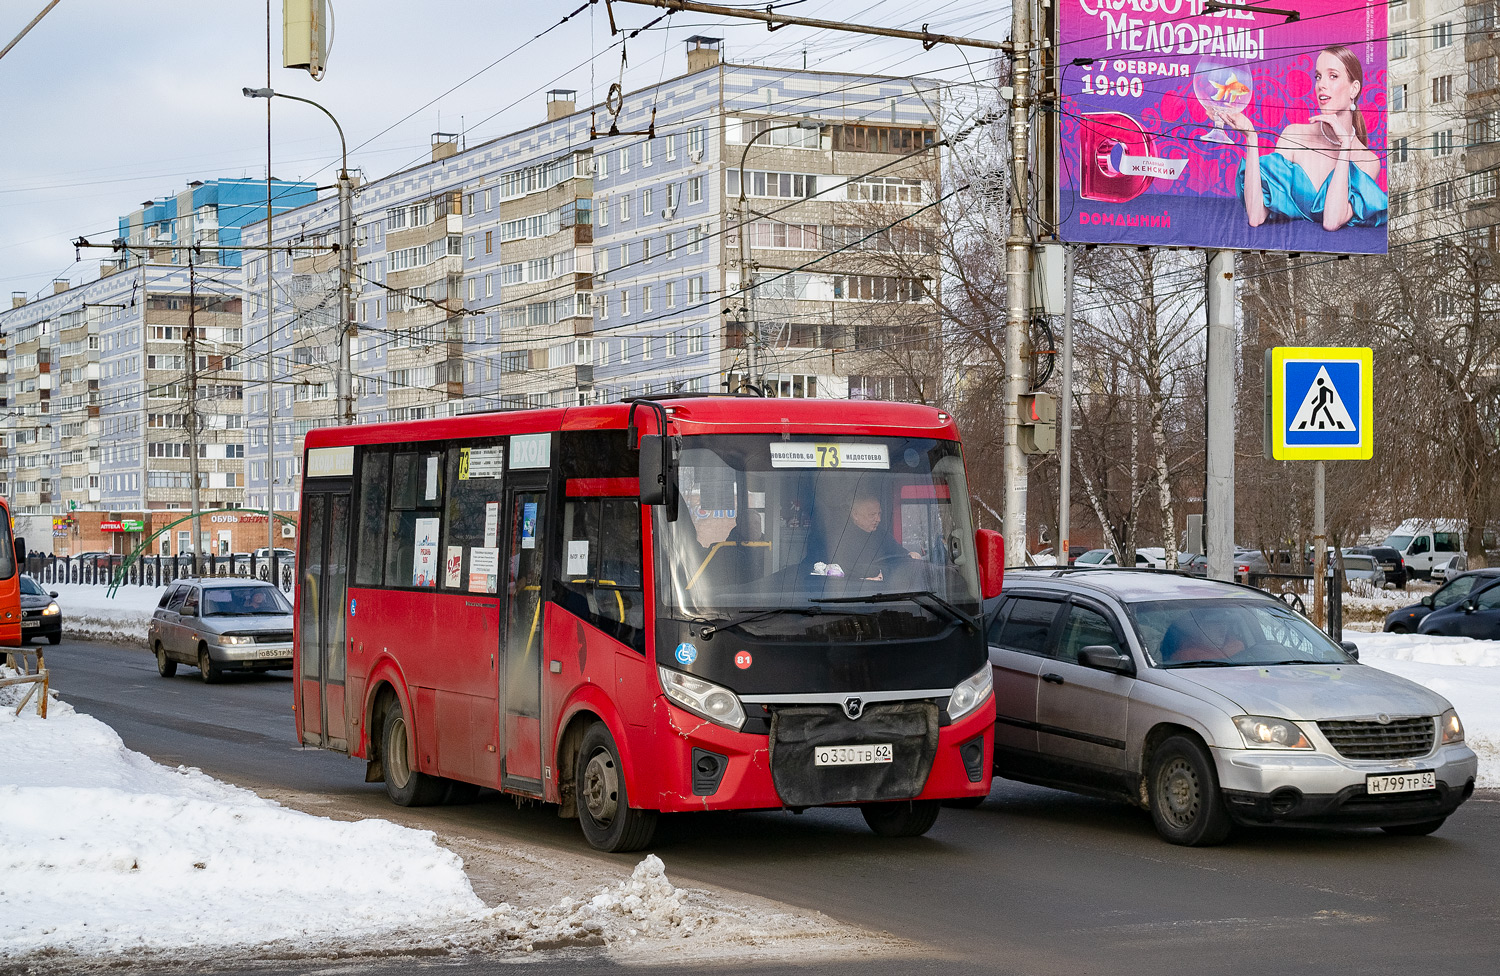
<box><xmin>499</xmin><ymin>473</ymin><xmax>549</xmax><ymax>791</ymax></box>
<box><xmin>299</xmin><ymin>483</ymin><xmax>352</xmax><ymax>750</ymax></box>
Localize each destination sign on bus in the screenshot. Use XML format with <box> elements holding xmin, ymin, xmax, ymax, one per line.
<box><xmin>769</xmin><ymin>442</ymin><xmax>890</xmax><ymax>470</ymax></box>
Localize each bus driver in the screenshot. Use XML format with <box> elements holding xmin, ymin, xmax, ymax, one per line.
<box><xmin>816</xmin><ymin>492</ymin><xmax>920</xmax><ymax>581</ymax></box>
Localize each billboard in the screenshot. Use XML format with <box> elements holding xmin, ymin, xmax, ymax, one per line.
<box><xmin>1056</xmin><ymin>1</ymin><xmax>1388</xmax><ymax>253</ymax></box>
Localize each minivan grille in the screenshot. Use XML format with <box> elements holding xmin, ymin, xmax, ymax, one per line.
<box><xmin>255</xmin><ymin>631</ymin><xmax>293</xmax><ymax>644</ymax></box>
<box><xmin>1318</xmin><ymin>718</ymin><xmax>1434</xmax><ymax>760</ymax></box>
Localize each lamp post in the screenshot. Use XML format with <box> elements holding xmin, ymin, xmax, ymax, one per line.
<box><xmin>736</xmin><ymin>119</ymin><xmax>824</xmax><ymax>392</ymax></box>
<box><xmin>242</xmin><ymin>87</ymin><xmax>355</xmax><ymax>428</ymax></box>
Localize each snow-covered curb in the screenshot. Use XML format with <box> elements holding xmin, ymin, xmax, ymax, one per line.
<box><xmin>0</xmin><ymin>670</ymin><xmax>873</xmax><ymax>966</ymax></box>
<box><xmin>52</xmin><ymin>582</ymin><xmax>165</xmax><ymax>644</ymax></box>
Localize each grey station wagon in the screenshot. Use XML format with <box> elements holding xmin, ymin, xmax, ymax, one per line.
<box><xmin>150</xmin><ymin>578</ymin><xmax>294</xmax><ymax>683</ymax></box>
<box><xmin>986</xmin><ymin>570</ymin><xmax>1477</xmax><ymax>845</ymax></box>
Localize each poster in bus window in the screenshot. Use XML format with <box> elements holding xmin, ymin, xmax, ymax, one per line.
<box><xmin>1056</xmin><ymin>0</ymin><xmax>1387</xmax><ymax>254</ymax></box>
<box><xmin>521</xmin><ymin>503</ymin><xmax>538</xmax><ymax>550</ymax></box>
<box><xmin>469</xmin><ymin>546</ymin><xmax>499</xmax><ymax>593</ymax></box>
<box><xmin>412</xmin><ymin>517</ymin><xmax>440</xmax><ymax>587</ymax></box>
<box><xmin>484</xmin><ymin>502</ymin><xmax>499</xmax><ymax>548</ymax></box>
<box><xmin>444</xmin><ymin>546</ymin><xmax>463</xmax><ymax>588</ymax></box>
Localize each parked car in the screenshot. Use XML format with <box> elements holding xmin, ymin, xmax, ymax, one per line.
<box><xmin>18</xmin><ymin>576</ymin><xmax>61</xmax><ymax>645</ymax></box>
<box><xmin>1347</xmin><ymin>545</ymin><xmax>1408</xmax><ymax>589</ymax></box>
<box><xmin>252</xmin><ymin>547</ymin><xmax>296</xmax><ymax>580</ymax></box>
<box><xmin>149</xmin><ymin>578</ymin><xmax>294</xmax><ymax>683</ymax></box>
<box><xmin>1380</xmin><ymin>519</ymin><xmax>1469</xmax><ymax>580</ymax></box>
<box><xmin>1417</xmin><ymin>579</ymin><xmax>1500</xmax><ymax>640</ymax></box>
<box><xmin>986</xmin><ymin>569</ymin><xmax>1477</xmax><ymax>844</ymax></box>
<box><xmin>1384</xmin><ymin>569</ymin><xmax>1500</xmax><ymax>633</ymax></box>
<box><xmin>1074</xmin><ymin>548</ymin><xmax>1156</xmax><ymax>568</ymax></box>
<box><xmin>1336</xmin><ymin>553</ymin><xmax>1385</xmax><ymax>589</ymax></box>
<box><xmin>71</xmin><ymin>551</ymin><xmax>113</xmax><ymax>569</ymax></box>
<box><xmin>1180</xmin><ymin>554</ymin><xmax>1253</xmax><ymax>582</ymax></box>
<box><xmin>1431</xmin><ymin>553</ymin><xmax>1468</xmax><ymax>583</ymax></box>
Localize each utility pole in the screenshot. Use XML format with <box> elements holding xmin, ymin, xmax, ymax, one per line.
<box><xmin>186</xmin><ymin>255</ymin><xmax>203</xmax><ymax>574</ymax></box>
<box><xmin>1205</xmin><ymin>250</ymin><xmax>1236</xmax><ymax>581</ymax></box>
<box><xmin>1057</xmin><ymin>245</ymin><xmax>1075</xmax><ymax>566</ymax></box>
<box><xmin>337</xmin><ymin>168</ymin><xmax>355</xmax><ymax>425</ymax></box>
<box><xmin>1001</xmin><ymin>2</ymin><xmax>1034</xmax><ymax>563</ymax></box>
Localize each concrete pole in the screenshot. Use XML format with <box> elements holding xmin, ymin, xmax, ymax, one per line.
<box><xmin>1312</xmin><ymin>459</ymin><xmax>1327</xmax><ymax>628</ymax></box>
<box><xmin>1057</xmin><ymin>245</ymin><xmax>1075</xmax><ymax>566</ymax></box>
<box><xmin>337</xmin><ymin>171</ymin><xmax>355</xmax><ymax>425</ymax></box>
<box><xmin>1001</xmin><ymin>0</ymin><xmax>1034</xmax><ymax>564</ymax></box>
<box><xmin>186</xmin><ymin>255</ymin><xmax>202</xmax><ymax>574</ymax></box>
<box><xmin>1204</xmin><ymin>250</ymin><xmax>1236</xmax><ymax>580</ymax></box>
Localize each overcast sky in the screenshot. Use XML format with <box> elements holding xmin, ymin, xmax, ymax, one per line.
<box><xmin>0</xmin><ymin>1</ymin><xmax>1007</xmax><ymax>301</ymax></box>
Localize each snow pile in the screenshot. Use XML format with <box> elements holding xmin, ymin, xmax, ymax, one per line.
<box><xmin>0</xmin><ymin>670</ymin><xmax>870</xmax><ymax>965</ymax></box>
<box><xmin>50</xmin><ymin>582</ymin><xmax>168</xmax><ymax>644</ymax></box>
<box><xmin>1347</xmin><ymin>632</ymin><xmax>1500</xmax><ymax>788</ymax></box>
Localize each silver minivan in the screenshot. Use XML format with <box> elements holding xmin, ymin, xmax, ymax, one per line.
<box><xmin>149</xmin><ymin>578</ymin><xmax>294</xmax><ymax>683</ymax></box>
<box><xmin>986</xmin><ymin>570</ymin><xmax>1477</xmax><ymax>845</ymax></box>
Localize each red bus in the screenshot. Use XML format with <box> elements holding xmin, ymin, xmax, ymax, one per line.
<box><xmin>295</xmin><ymin>396</ymin><xmax>1003</xmax><ymax>851</ymax></box>
<box><xmin>1</xmin><ymin>498</ymin><xmax>20</xmax><ymax>647</ymax></box>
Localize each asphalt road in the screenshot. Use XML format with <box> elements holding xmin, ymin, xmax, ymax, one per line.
<box><xmin>37</xmin><ymin>636</ymin><xmax>1500</xmax><ymax>976</ymax></box>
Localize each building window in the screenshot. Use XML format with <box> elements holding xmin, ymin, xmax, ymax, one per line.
<box><xmin>485</xmin><ymin>230</ymin><xmax>493</xmax><ymax>253</ymax></box>
<box><xmin>1390</xmin><ymin>31</ymin><xmax>1407</xmax><ymax>59</ymax></box>
<box><xmin>643</xmin><ymin>238</ymin><xmax>653</xmax><ymax>263</ymax></box>
<box><xmin>599</xmin><ymin>294</ymin><xmax>609</xmax><ymax>319</ymax></box>
<box><xmin>666</xmin><ymin>133</ymin><xmax>678</xmax><ymax>160</ymax></box>
<box><xmin>691</xmin><ymin>328</ymin><xmax>704</xmax><ymax>353</ymax></box>
<box><xmin>1471</xmin><ymin>169</ymin><xmax>1498</xmax><ymax>201</ymax></box>
<box><xmin>620</xmin><ymin>290</ymin><xmax>629</xmax><ymax>316</ymax></box>
<box><xmin>688</xmin><ymin>126</ymin><xmax>704</xmax><ymax>158</ymax></box>
<box><xmin>1433</xmin><ymin>21</ymin><xmax>1453</xmax><ymax>49</ymax></box>
<box><xmin>688</xmin><ymin>277</ymin><xmax>702</xmax><ymax>303</ymax></box>
<box><xmin>643</xmin><ymin>285</ymin><xmax>653</xmax><ymax>312</ymax></box>
<box><xmin>665</xmin><ymin>281</ymin><xmax>675</xmax><ymax>307</ymax></box>
<box><xmin>642</xmin><ymin>335</ymin><xmax>653</xmax><ymax>360</ymax></box>
<box><xmin>596</xmin><ymin>151</ymin><xmax>607</xmax><ymax>178</ymax></box>
<box><xmin>689</xmin><ymin>176</ymin><xmax>702</xmax><ymax>204</ymax></box>
<box><xmin>643</xmin><ymin>188</ymin><xmax>653</xmax><ymax>216</ymax></box>
<box><xmin>1434</xmin><ymin>129</ymin><xmax>1455</xmax><ymax>156</ymax></box>
<box><xmin>1433</xmin><ymin>75</ymin><xmax>1454</xmax><ymax>103</ymax></box>
<box><xmin>597</xmin><ymin>196</ymin><xmax>609</xmax><ymax>226</ymax></box>
<box><xmin>1432</xmin><ymin>182</ymin><xmax>1456</xmax><ymax>209</ymax></box>
<box><xmin>1393</xmin><ymin>136</ymin><xmax>1409</xmax><ymax>163</ymax></box>
<box><xmin>465</xmin><ymin>235</ymin><xmax>475</xmax><ymax>259</ymax></box>
<box><xmin>642</xmin><ymin>140</ymin><xmax>653</xmax><ymax>167</ymax></box>
<box><xmin>485</xmin><ymin>274</ymin><xmax>493</xmax><ymax>298</ymax></box>
<box><xmin>1391</xmin><ymin>84</ymin><xmax>1406</xmax><ymax>113</ymax></box>
<box><xmin>619</xmin><ymin>194</ymin><xmax>631</xmax><ymax>222</ymax></box>
<box><xmin>468</xmin><ymin>278</ymin><xmax>477</xmax><ymax>302</ymax></box>
<box><xmin>618</xmin><ymin>147</ymin><xmax>629</xmax><ymax>173</ymax></box>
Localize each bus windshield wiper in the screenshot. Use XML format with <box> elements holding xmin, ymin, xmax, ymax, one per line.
<box><xmin>811</xmin><ymin>591</ymin><xmax>978</xmax><ymax>633</ymax></box>
<box><xmin>698</xmin><ymin>607</ymin><xmax>817</xmax><ymax>639</ymax></box>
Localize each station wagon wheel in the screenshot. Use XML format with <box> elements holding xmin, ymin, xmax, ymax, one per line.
<box><xmin>197</xmin><ymin>646</ymin><xmax>221</xmax><ymax>684</ymax></box>
<box><xmin>380</xmin><ymin>701</ymin><xmax>447</xmax><ymax>807</ymax></box>
<box><xmin>576</xmin><ymin>722</ymin><xmax>657</xmax><ymax>852</ymax></box>
<box><xmin>1148</xmin><ymin>735</ymin><xmax>1232</xmax><ymax>846</ymax></box>
<box><xmin>154</xmin><ymin>641</ymin><xmax>176</xmax><ymax>678</ymax></box>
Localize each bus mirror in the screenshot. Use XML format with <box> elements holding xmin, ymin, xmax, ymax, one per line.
<box><xmin>13</xmin><ymin>537</ymin><xmax>25</xmax><ymax>566</ymax></box>
<box><xmin>638</xmin><ymin>434</ymin><xmax>680</xmax><ymax>519</ymax></box>
<box><xmin>975</xmin><ymin>529</ymin><xmax>1004</xmax><ymax>599</ymax></box>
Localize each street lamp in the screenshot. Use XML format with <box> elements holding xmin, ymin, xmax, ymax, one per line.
<box><xmin>242</xmin><ymin>86</ymin><xmax>356</xmax><ymax>428</ymax></box>
<box><xmin>736</xmin><ymin>119</ymin><xmax>824</xmax><ymax>391</ymax></box>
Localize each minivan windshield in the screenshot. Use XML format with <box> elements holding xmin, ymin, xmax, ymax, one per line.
<box><xmin>1129</xmin><ymin>598</ymin><xmax>1354</xmax><ymax>668</ymax></box>
<box><xmin>1381</xmin><ymin>534</ymin><xmax>1413</xmax><ymax>552</ymax></box>
<box><xmin>656</xmin><ymin>435</ymin><xmax>980</xmax><ymax>634</ymax></box>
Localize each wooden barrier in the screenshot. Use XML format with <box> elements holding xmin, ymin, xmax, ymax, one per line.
<box><xmin>2</xmin><ymin>648</ymin><xmax>49</xmax><ymax>718</ymax></box>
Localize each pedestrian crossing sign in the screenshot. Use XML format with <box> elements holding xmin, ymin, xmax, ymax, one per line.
<box><xmin>1267</xmin><ymin>346</ymin><xmax>1373</xmax><ymax>461</ymax></box>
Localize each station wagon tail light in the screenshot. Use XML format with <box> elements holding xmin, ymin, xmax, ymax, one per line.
<box><xmin>947</xmin><ymin>665</ymin><xmax>993</xmax><ymax>722</ymax></box>
<box><xmin>1233</xmin><ymin>715</ymin><xmax>1312</xmax><ymax>749</ymax></box>
<box><xmin>42</xmin><ymin>602</ymin><xmax>60</xmax><ymax>616</ymax></box>
<box><xmin>658</xmin><ymin>666</ymin><xmax>746</xmax><ymax>731</ymax></box>
<box><xmin>1441</xmin><ymin>708</ymin><xmax>1465</xmax><ymax>744</ymax></box>
<box><xmin>219</xmin><ymin>635</ymin><xmax>256</xmax><ymax>645</ymax></box>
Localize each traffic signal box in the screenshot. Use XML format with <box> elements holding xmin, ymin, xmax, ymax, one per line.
<box><xmin>1019</xmin><ymin>392</ymin><xmax>1056</xmax><ymax>455</ymax></box>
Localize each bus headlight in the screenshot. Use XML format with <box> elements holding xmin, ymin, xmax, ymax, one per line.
<box><xmin>658</xmin><ymin>666</ymin><xmax>746</xmax><ymax>731</ymax></box>
<box><xmin>947</xmin><ymin>665</ymin><xmax>993</xmax><ymax>722</ymax></box>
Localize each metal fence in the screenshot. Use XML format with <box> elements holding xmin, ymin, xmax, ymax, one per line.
<box><xmin>1246</xmin><ymin>572</ymin><xmax>1342</xmax><ymax>642</ymax></box>
<box><xmin>23</xmin><ymin>553</ymin><xmax>295</xmax><ymax>593</ymax></box>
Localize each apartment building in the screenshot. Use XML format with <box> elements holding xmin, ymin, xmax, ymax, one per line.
<box><xmin>0</xmin><ymin>178</ymin><xmax>317</xmax><ymax>552</ymax></box>
<box><xmin>1388</xmin><ymin>0</ymin><xmax>1470</xmax><ymax>234</ymax></box>
<box><xmin>1463</xmin><ymin>0</ymin><xmax>1500</xmax><ymax>231</ymax></box>
<box><xmin>117</xmin><ymin>177</ymin><xmax>315</xmax><ymax>270</ymax></box>
<box><xmin>237</xmin><ymin>37</ymin><xmax>943</xmax><ymax>512</ymax></box>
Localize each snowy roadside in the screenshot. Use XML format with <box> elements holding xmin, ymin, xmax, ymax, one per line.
<box><xmin>0</xmin><ymin>674</ymin><xmax>891</xmax><ymax>968</ymax></box>
<box><xmin>50</xmin><ymin>582</ymin><xmax>167</xmax><ymax>645</ymax></box>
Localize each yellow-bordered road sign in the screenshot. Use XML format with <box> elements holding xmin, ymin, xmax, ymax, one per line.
<box><xmin>1267</xmin><ymin>346</ymin><xmax>1373</xmax><ymax>461</ymax></box>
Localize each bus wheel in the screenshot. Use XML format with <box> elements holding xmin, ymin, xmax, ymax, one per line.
<box><xmin>154</xmin><ymin>642</ymin><xmax>177</xmax><ymax>678</ymax></box>
<box><xmin>576</xmin><ymin>722</ymin><xmax>657</xmax><ymax>852</ymax></box>
<box><xmin>861</xmin><ymin>799</ymin><xmax>941</xmax><ymax>838</ymax></box>
<box><xmin>381</xmin><ymin>703</ymin><xmax>447</xmax><ymax>807</ymax></box>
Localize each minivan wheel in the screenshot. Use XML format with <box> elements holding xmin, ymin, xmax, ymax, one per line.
<box><xmin>1148</xmin><ymin>736</ymin><xmax>1233</xmax><ymax>846</ymax></box>
<box><xmin>197</xmin><ymin>646</ymin><xmax>221</xmax><ymax>684</ymax></box>
<box><xmin>380</xmin><ymin>703</ymin><xmax>447</xmax><ymax>807</ymax></box>
<box><xmin>154</xmin><ymin>642</ymin><xmax>177</xmax><ymax>678</ymax></box>
<box><xmin>576</xmin><ymin>722</ymin><xmax>657</xmax><ymax>852</ymax></box>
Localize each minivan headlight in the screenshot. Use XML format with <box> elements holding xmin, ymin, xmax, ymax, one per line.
<box><xmin>1440</xmin><ymin>708</ymin><xmax>1465</xmax><ymax>744</ymax></box>
<box><xmin>1233</xmin><ymin>715</ymin><xmax>1313</xmax><ymax>749</ymax></box>
<box><xmin>658</xmin><ymin>666</ymin><xmax>746</xmax><ymax>731</ymax></box>
<box><xmin>218</xmin><ymin>634</ymin><xmax>256</xmax><ymax>645</ymax></box>
<box><xmin>947</xmin><ymin>665</ymin><xmax>993</xmax><ymax>722</ymax></box>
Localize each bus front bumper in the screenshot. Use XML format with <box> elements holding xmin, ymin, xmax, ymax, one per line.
<box><xmin>646</xmin><ymin>696</ymin><xmax>993</xmax><ymax>813</ymax></box>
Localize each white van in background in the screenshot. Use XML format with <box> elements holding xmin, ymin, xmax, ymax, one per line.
<box><xmin>1381</xmin><ymin>519</ymin><xmax>1467</xmax><ymax>580</ymax></box>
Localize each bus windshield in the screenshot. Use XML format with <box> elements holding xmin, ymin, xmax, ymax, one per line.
<box><xmin>657</xmin><ymin>434</ymin><xmax>980</xmax><ymax>621</ymax></box>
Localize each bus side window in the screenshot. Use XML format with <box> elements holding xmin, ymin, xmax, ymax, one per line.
<box><xmin>354</xmin><ymin>448</ymin><xmax>390</xmax><ymax>586</ymax></box>
<box><xmin>385</xmin><ymin>450</ymin><xmax>443</xmax><ymax>586</ymax></box>
<box><xmin>443</xmin><ymin>441</ymin><xmax>505</xmax><ymax>590</ymax></box>
<box><xmin>559</xmin><ymin>496</ymin><xmax>645</xmax><ymax>651</ymax></box>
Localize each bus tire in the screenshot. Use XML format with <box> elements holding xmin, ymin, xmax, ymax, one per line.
<box><xmin>576</xmin><ymin>722</ymin><xmax>657</xmax><ymax>852</ymax></box>
<box><xmin>381</xmin><ymin>702</ymin><xmax>447</xmax><ymax>807</ymax></box>
<box><xmin>861</xmin><ymin>799</ymin><xmax>941</xmax><ymax>838</ymax></box>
